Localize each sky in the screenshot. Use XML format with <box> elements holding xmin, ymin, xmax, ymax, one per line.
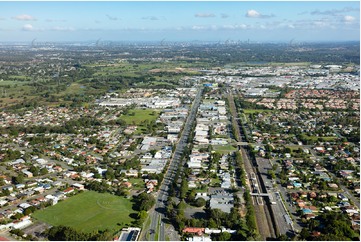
<box><xmin>0</xmin><ymin>1</ymin><xmax>359</xmax><ymax>43</ymax></box>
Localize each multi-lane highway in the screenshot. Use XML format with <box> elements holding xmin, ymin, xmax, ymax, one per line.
<box><xmin>147</xmin><ymin>86</ymin><xmax>204</xmax><ymax>241</ymax></box>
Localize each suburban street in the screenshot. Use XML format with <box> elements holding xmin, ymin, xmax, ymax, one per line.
<box><xmin>147</xmin><ymin>86</ymin><xmax>204</xmax><ymax>241</ymax></box>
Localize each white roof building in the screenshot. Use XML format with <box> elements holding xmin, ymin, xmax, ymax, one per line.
<box><xmin>187</xmin><ymin>236</ymin><xmax>212</xmax><ymax>242</ymax></box>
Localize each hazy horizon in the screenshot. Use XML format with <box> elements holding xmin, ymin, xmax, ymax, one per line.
<box><xmin>0</xmin><ymin>1</ymin><xmax>359</xmax><ymax>43</ymax></box>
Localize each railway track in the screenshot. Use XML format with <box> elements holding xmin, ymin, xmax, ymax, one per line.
<box><xmin>227</xmin><ymin>91</ymin><xmax>276</xmax><ymax>240</ymax></box>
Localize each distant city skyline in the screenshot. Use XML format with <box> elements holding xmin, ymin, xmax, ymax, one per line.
<box><xmin>0</xmin><ymin>1</ymin><xmax>359</xmax><ymax>43</ymax></box>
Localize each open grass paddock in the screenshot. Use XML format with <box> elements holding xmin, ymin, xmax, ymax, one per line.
<box><xmin>32</xmin><ymin>191</ymin><xmax>135</xmax><ymax>233</ymax></box>
<box><xmin>119</xmin><ymin>109</ymin><xmax>160</xmax><ymax>125</ymax></box>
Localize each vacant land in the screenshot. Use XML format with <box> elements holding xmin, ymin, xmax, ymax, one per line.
<box><xmin>243</xmin><ymin>109</ymin><xmax>274</xmax><ymax>114</ymax></box>
<box><xmin>32</xmin><ymin>191</ymin><xmax>135</xmax><ymax>233</ymax></box>
<box><xmin>119</xmin><ymin>109</ymin><xmax>160</xmax><ymax>125</ymax></box>
<box><xmin>303</xmin><ymin>135</ymin><xmax>338</xmax><ymax>141</ymax></box>
<box><xmin>119</xmin><ymin>109</ymin><xmax>162</xmax><ymax>134</ymax></box>
<box><xmin>212</xmin><ymin>144</ymin><xmax>237</xmax><ymax>154</ymax></box>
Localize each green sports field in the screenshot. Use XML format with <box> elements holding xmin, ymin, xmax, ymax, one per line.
<box><xmin>32</xmin><ymin>191</ymin><xmax>135</xmax><ymax>233</ymax></box>
<box><xmin>119</xmin><ymin>109</ymin><xmax>160</xmax><ymax>125</ymax></box>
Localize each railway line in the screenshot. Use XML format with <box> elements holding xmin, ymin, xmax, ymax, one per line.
<box><xmin>227</xmin><ymin>91</ymin><xmax>276</xmax><ymax>240</ymax></box>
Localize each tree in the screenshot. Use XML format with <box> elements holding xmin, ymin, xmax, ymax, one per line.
<box><xmin>115</xmin><ymin>187</ymin><xmax>129</xmax><ymax>197</ymax></box>
<box><xmin>180</xmin><ymin>179</ymin><xmax>188</xmax><ymax>199</ymax></box>
<box><xmin>267</xmin><ymin>170</ymin><xmax>276</xmax><ymax>179</ymax></box>
<box><xmin>133</xmin><ymin>193</ymin><xmax>155</xmax><ymax>211</ymax></box>
<box><xmin>105</xmin><ymin>169</ymin><xmax>115</xmax><ymax>180</ymax></box>
<box><xmin>10</xmin><ymin>229</ymin><xmax>24</xmax><ymax>237</ymax></box>
<box><xmin>277</xmin><ymin>234</ymin><xmax>290</xmax><ymax>241</ymax></box>
<box><xmin>211</xmin><ymin>152</ymin><xmax>222</xmax><ymax>164</ymax></box>
<box><xmin>284</xmin><ymin>147</ymin><xmax>292</xmax><ymax>154</ymax></box>
<box><xmin>138</xmin><ymin>210</ymin><xmax>148</xmax><ymax>221</ymax></box>
<box><xmin>23</xmin><ymin>206</ymin><xmax>36</xmax><ymax>216</ymax></box>
<box><xmin>29</xmin><ymin>166</ymin><xmax>40</xmax><ymax>176</ymax></box>
<box><xmin>315</xmin><ymin>211</ymin><xmax>359</xmax><ymax>240</ymax></box>
<box><xmin>319</xmin><ymin>180</ymin><xmax>327</xmax><ymax>191</ymax></box>
<box><xmin>216</xmin><ymin>232</ymin><xmax>231</xmax><ymax>241</ymax></box>
<box><xmin>150</xmin><ymin>150</ymin><xmax>157</xmax><ymax>157</ymax></box>
<box><xmin>265</xmin><ymin>144</ymin><xmax>273</xmax><ymax>152</ymax></box>
<box><xmin>133</xmin><ymin>210</ymin><xmax>148</xmax><ymax>227</ymax></box>
<box><xmin>209</xmin><ymin>209</ymin><xmax>226</xmax><ymax>227</ymax></box>
<box><xmin>11</xmin><ymin>213</ymin><xmax>23</xmax><ymax>220</ymax></box>
<box><xmin>299</xmin><ymin>228</ymin><xmax>310</xmax><ymax>240</ymax></box>
<box><xmin>40</xmin><ymin>167</ymin><xmax>48</xmax><ymax>175</ymax></box>
<box><xmin>227</xmin><ymin>208</ymin><xmax>240</xmax><ymax>228</ymax></box>
<box><xmin>91</xmin><ymin>229</ymin><xmax>113</xmax><ymax>241</ymax></box>
<box><xmin>47</xmin><ymin>225</ymin><xmax>87</xmax><ymax>241</ymax></box>
<box><xmin>187</xmin><ymin>189</ymin><xmax>196</xmax><ymax>203</ymax></box>
<box><xmin>12</xmin><ymin>175</ymin><xmax>24</xmax><ymax>184</ymax></box>
<box><xmin>1</xmin><ymin>189</ymin><xmax>10</xmax><ymax>196</ymax></box>
<box><xmin>177</xmin><ymin>200</ymin><xmax>187</xmax><ymax>211</ymax></box>
<box><xmin>208</xmin><ymin>218</ymin><xmax>218</xmax><ymax>228</ymax></box>
<box><xmin>194</xmin><ymin>197</ymin><xmax>206</xmax><ymax>207</ymax></box>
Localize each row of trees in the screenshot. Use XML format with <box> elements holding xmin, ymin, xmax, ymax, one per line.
<box><xmin>46</xmin><ymin>225</ymin><xmax>114</xmax><ymax>241</ymax></box>
<box><xmin>233</xmin><ymin>145</ymin><xmax>260</xmax><ymax>239</ymax></box>
<box><xmin>0</xmin><ymin>116</ymin><xmax>104</xmax><ymax>136</ymax></box>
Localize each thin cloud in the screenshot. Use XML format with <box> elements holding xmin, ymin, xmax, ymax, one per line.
<box><xmin>289</xmin><ymin>17</ymin><xmax>338</xmax><ymax>30</ymax></box>
<box><xmin>46</xmin><ymin>19</ymin><xmax>66</xmax><ymax>23</ymax></box>
<box><xmin>289</xmin><ymin>15</ymin><xmax>359</xmax><ymax>30</ymax></box>
<box><xmin>106</xmin><ymin>14</ymin><xmax>118</xmax><ymax>21</ymax></box>
<box><xmin>312</xmin><ymin>20</ymin><xmax>332</xmax><ymax>28</ymax></box>
<box><xmin>311</xmin><ymin>7</ymin><xmax>359</xmax><ymax>16</ymax></box>
<box><xmin>22</xmin><ymin>24</ymin><xmax>34</xmax><ymax>31</ymax></box>
<box><xmin>245</xmin><ymin>10</ymin><xmax>274</xmax><ymax>19</ymax></box>
<box><xmin>221</xmin><ymin>13</ymin><xmax>229</xmax><ymax>19</ymax></box>
<box><xmin>79</xmin><ymin>27</ymin><xmax>104</xmax><ymax>31</ymax></box>
<box><xmin>343</xmin><ymin>15</ymin><xmax>356</xmax><ymax>24</ymax></box>
<box><xmin>246</xmin><ymin>10</ymin><xmax>260</xmax><ymax>18</ymax></box>
<box><xmin>195</xmin><ymin>13</ymin><xmax>216</xmax><ymax>18</ymax></box>
<box><xmin>0</xmin><ymin>17</ymin><xmax>5</xmax><ymax>21</ymax></box>
<box><xmin>13</xmin><ymin>14</ymin><xmax>37</xmax><ymax>21</ymax></box>
<box><xmin>191</xmin><ymin>25</ymin><xmax>219</xmax><ymax>30</ymax></box>
<box><xmin>221</xmin><ymin>24</ymin><xmax>248</xmax><ymax>30</ymax></box>
<box><xmin>191</xmin><ymin>25</ymin><xmax>208</xmax><ymax>30</ymax></box>
<box><xmin>21</xmin><ymin>24</ymin><xmax>75</xmax><ymax>32</ymax></box>
<box><xmin>190</xmin><ymin>24</ymin><xmax>249</xmax><ymax>31</ymax></box>
<box><xmin>50</xmin><ymin>26</ymin><xmax>75</xmax><ymax>31</ymax></box>
<box><xmin>142</xmin><ymin>16</ymin><xmax>159</xmax><ymax>21</ymax></box>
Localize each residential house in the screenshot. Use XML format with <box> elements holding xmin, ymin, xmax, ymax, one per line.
<box><xmin>21</xmin><ymin>169</ymin><xmax>33</xmax><ymax>178</ymax></box>
<box><xmin>183</xmin><ymin>227</ymin><xmax>205</xmax><ymax>236</ymax></box>
<box><xmin>63</xmin><ymin>187</ymin><xmax>75</xmax><ymax>195</ymax></box>
<box><xmin>72</xmin><ymin>183</ymin><xmax>85</xmax><ymax>190</ymax></box>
